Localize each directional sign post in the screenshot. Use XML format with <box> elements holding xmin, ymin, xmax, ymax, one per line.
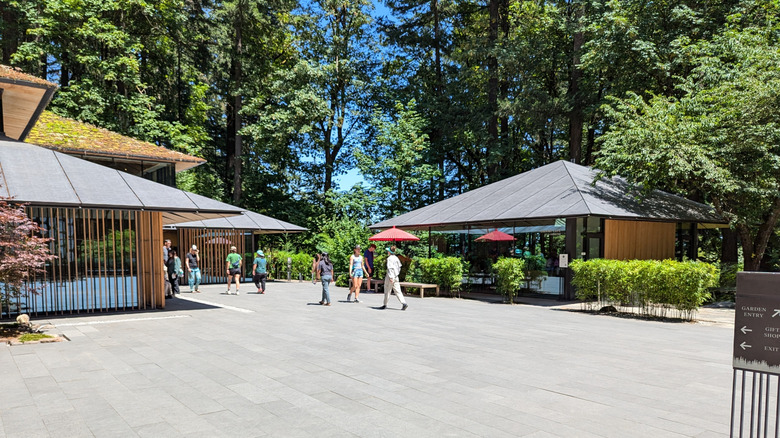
<box><xmin>733</xmin><ymin>272</ymin><xmax>780</xmax><ymax>373</ymax></box>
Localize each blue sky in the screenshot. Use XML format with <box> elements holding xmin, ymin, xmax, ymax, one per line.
<box><xmin>335</xmin><ymin>168</ymin><xmax>365</xmax><ymax>190</ymax></box>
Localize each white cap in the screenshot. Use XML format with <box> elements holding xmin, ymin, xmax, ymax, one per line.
<box><xmin>192</xmin><ymin>245</ymin><xmax>198</xmax><ymax>250</ymax></box>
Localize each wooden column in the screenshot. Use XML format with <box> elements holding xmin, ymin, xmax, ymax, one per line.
<box><xmin>564</xmin><ymin>218</ymin><xmax>578</xmax><ymax>300</ymax></box>
<box><xmin>137</xmin><ymin>211</ymin><xmax>164</xmax><ymax>309</ymax></box>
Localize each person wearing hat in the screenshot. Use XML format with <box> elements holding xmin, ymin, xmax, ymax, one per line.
<box><xmin>226</xmin><ymin>245</ymin><xmax>243</xmax><ymax>295</ymax></box>
<box><xmin>185</xmin><ymin>245</ymin><xmax>201</xmax><ymax>293</ymax></box>
<box><xmin>252</xmin><ymin>250</ymin><xmax>268</xmax><ymax>294</ymax></box>
<box><xmin>380</xmin><ymin>245</ymin><xmax>408</xmax><ymax>310</ymax></box>
<box><xmin>347</xmin><ymin>245</ymin><xmax>364</xmax><ymax>303</ymax></box>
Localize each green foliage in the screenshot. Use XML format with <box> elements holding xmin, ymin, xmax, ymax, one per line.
<box><xmin>335</xmin><ymin>274</ymin><xmax>350</xmax><ymax>288</ymax></box>
<box><xmin>18</xmin><ymin>333</ymin><xmax>52</xmax><ymax>343</ymax></box>
<box><xmin>372</xmin><ymin>252</ymin><xmax>387</xmax><ymax>280</ymax></box>
<box><xmin>265</xmin><ymin>250</ymin><xmax>311</xmax><ymax>280</ymax></box>
<box><xmin>357</xmin><ymin>100</ymin><xmax>441</xmax><ymax>216</ymax></box>
<box><xmin>570</xmin><ymin>259</ymin><xmax>719</xmax><ymax>320</ymax></box>
<box><xmin>79</xmin><ymin>230</ymin><xmax>135</xmax><ymax>267</ymax></box>
<box><xmin>597</xmin><ymin>14</ymin><xmax>780</xmax><ymax>270</ymax></box>
<box><xmin>409</xmin><ymin>257</ymin><xmax>464</xmax><ymax>297</ymax></box>
<box><xmin>492</xmin><ymin>257</ymin><xmax>526</xmax><ymax>303</ymax></box>
<box><xmin>311</xmin><ymin>217</ymin><xmax>372</xmax><ymax>273</ymax></box>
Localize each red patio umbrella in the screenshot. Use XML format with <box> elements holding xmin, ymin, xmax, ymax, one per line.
<box><xmin>475</xmin><ymin>229</ymin><xmax>516</xmax><ymax>242</ymax></box>
<box><xmin>369</xmin><ymin>226</ymin><xmax>420</xmax><ymax>242</ymax></box>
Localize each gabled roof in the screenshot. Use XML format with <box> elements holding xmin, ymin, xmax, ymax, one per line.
<box><xmin>169</xmin><ymin>209</ymin><xmax>307</xmax><ymax>234</ymax></box>
<box><xmin>0</xmin><ymin>140</ymin><xmax>241</xmax><ymax>224</ymax></box>
<box><xmin>0</xmin><ymin>65</ymin><xmax>58</xmax><ymax>142</ymax></box>
<box><xmin>27</xmin><ymin>111</ymin><xmax>206</xmax><ymax>172</ymax></box>
<box><xmin>370</xmin><ymin>160</ymin><xmax>726</xmax><ymax>230</ymax></box>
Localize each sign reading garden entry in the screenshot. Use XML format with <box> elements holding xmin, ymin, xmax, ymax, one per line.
<box><xmin>733</xmin><ymin>272</ymin><xmax>780</xmax><ymax>373</ymax></box>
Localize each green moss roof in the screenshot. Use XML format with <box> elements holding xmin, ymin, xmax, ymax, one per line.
<box><xmin>0</xmin><ymin>65</ymin><xmax>57</xmax><ymax>88</ymax></box>
<box><xmin>27</xmin><ymin>111</ymin><xmax>206</xmax><ymax>165</ymax></box>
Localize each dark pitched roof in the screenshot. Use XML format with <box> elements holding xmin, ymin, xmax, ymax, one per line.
<box><xmin>0</xmin><ymin>65</ymin><xmax>58</xmax><ymax>142</ymax></box>
<box><xmin>371</xmin><ymin>161</ymin><xmax>726</xmax><ymax>230</ymax></box>
<box><xmin>0</xmin><ymin>140</ymin><xmax>242</xmax><ymax>224</ymax></box>
<box><xmin>169</xmin><ymin>210</ymin><xmax>307</xmax><ymax>234</ymax></box>
<box><xmin>27</xmin><ymin>111</ymin><xmax>206</xmax><ymax>172</ymax></box>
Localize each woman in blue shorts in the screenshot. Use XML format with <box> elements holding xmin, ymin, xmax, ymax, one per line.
<box><xmin>347</xmin><ymin>245</ymin><xmax>364</xmax><ymax>303</ymax></box>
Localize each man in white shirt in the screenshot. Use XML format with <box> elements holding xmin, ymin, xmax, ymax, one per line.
<box><xmin>380</xmin><ymin>246</ymin><xmax>408</xmax><ymax>311</ymax></box>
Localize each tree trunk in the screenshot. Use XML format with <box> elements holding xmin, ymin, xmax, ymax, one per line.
<box><xmin>487</xmin><ymin>0</ymin><xmax>499</xmax><ymax>176</ymax></box>
<box><xmin>1</xmin><ymin>3</ymin><xmax>18</xmax><ymax>65</ymax></box>
<box><xmin>229</xmin><ymin>4</ymin><xmax>244</xmax><ymax>205</ymax></box>
<box><xmin>432</xmin><ymin>0</ymin><xmax>445</xmax><ymax>200</ymax></box>
<box><xmin>721</xmin><ymin>228</ymin><xmax>738</xmax><ymax>264</ymax></box>
<box><xmin>568</xmin><ymin>3</ymin><xmax>585</xmax><ymax>164</ymax></box>
<box><xmin>737</xmin><ymin>198</ymin><xmax>780</xmax><ymax>271</ymax></box>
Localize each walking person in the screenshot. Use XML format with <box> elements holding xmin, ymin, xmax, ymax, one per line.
<box><xmin>380</xmin><ymin>246</ymin><xmax>408</xmax><ymax>310</ymax></box>
<box><xmin>347</xmin><ymin>245</ymin><xmax>364</xmax><ymax>302</ymax></box>
<box><xmin>226</xmin><ymin>246</ymin><xmax>243</xmax><ymax>295</ymax></box>
<box><xmin>185</xmin><ymin>245</ymin><xmax>201</xmax><ymax>293</ymax></box>
<box><xmin>252</xmin><ymin>250</ymin><xmax>268</xmax><ymax>294</ymax></box>
<box><xmin>363</xmin><ymin>244</ymin><xmax>375</xmax><ymax>292</ymax></box>
<box><xmin>165</xmin><ymin>249</ymin><xmax>182</xmax><ymax>297</ymax></box>
<box><xmin>163</xmin><ymin>239</ymin><xmax>172</xmax><ymax>298</ymax></box>
<box><xmin>316</xmin><ymin>252</ymin><xmax>333</xmax><ymax>306</ymax></box>
<box><xmin>311</xmin><ymin>252</ymin><xmax>321</xmax><ymax>284</ymax></box>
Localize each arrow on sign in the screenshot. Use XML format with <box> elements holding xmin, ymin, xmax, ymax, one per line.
<box><xmin>774</xmin><ymin>309</ymin><xmax>780</xmax><ymax>318</ymax></box>
<box><xmin>741</xmin><ymin>342</ymin><xmax>752</xmax><ymax>350</ymax></box>
<box><xmin>741</xmin><ymin>326</ymin><xmax>753</xmax><ymax>334</ymax></box>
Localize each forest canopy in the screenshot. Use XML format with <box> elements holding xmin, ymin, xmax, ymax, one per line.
<box><xmin>2</xmin><ymin>0</ymin><xmax>779</xmax><ymax>267</ymax></box>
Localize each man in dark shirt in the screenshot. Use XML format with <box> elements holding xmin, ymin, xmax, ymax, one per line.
<box><xmin>363</xmin><ymin>244</ymin><xmax>376</xmax><ymax>292</ymax></box>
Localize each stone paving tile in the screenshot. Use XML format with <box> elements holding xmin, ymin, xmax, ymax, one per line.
<box><xmin>0</xmin><ymin>281</ymin><xmax>736</xmax><ymax>437</ymax></box>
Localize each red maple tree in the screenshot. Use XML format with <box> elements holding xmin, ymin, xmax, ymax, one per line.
<box><xmin>0</xmin><ymin>195</ymin><xmax>55</xmax><ymax>305</ymax></box>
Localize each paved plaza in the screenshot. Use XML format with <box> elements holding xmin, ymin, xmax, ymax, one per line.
<box><xmin>1</xmin><ymin>281</ymin><xmax>734</xmax><ymax>437</ymax></box>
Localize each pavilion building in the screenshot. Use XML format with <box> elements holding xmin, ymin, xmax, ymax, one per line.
<box><xmin>0</xmin><ymin>65</ymin><xmax>301</xmax><ymax>317</ymax></box>
<box><xmin>26</xmin><ymin>108</ymin><xmax>307</xmax><ymax>283</ymax></box>
<box><xmin>370</xmin><ymin>160</ymin><xmax>728</xmax><ymax>299</ymax></box>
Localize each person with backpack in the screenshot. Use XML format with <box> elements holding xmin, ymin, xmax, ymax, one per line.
<box><xmin>316</xmin><ymin>252</ymin><xmax>334</xmax><ymax>306</ymax></box>
<box><xmin>252</xmin><ymin>250</ymin><xmax>268</xmax><ymax>294</ymax></box>
<box><xmin>226</xmin><ymin>246</ymin><xmax>243</xmax><ymax>295</ymax></box>
<box><xmin>165</xmin><ymin>249</ymin><xmax>181</xmax><ymax>298</ymax></box>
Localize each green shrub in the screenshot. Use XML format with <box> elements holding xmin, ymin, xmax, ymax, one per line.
<box><xmin>373</xmin><ymin>252</ymin><xmax>387</xmax><ymax>280</ymax></box>
<box><xmin>18</xmin><ymin>333</ymin><xmax>52</xmax><ymax>343</ymax></box>
<box><xmin>493</xmin><ymin>257</ymin><xmax>526</xmax><ymax>303</ymax></box>
<box><xmin>267</xmin><ymin>251</ymin><xmax>312</xmax><ymax>280</ymax></box>
<box><xmin>335</xmin><ymin>274</ymin><xmax>350</xmax><ymax>288</ymax></box>
<box><xmin>410</xmin><ymin>257</ymin><xmax>465</xmax><ymax>296</ymax></box>
<box><xmin>570</xmin><ymin>259</ymin><xmax>718</xmax><ymax>319</ymax></box>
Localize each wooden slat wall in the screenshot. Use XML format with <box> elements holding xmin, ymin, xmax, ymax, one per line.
<box><xmin>177</xmin><ymin>228</ymin><xmax>247</xmax><ymax>285</ymax></box>
<box><xmin>1</xmin><ymin>207</ymin><xmax>165</xmax><ymax>319</ymax></box>
<box><xmin>603</xmin><ymin>219</ymin><xmax>675</xmax><ymax>261</ymax></box>
<box><xmin>136</xmin><ymin>211</ymin><xmax>164</xmax><ymax>309</ymax></box>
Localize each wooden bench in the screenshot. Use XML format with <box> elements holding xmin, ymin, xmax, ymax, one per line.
<box><xmin>368</xmin><ymin>280</ymin><xmax>440</xmax><ymax>298</ymax></box>
<box><xmin>399</xmin><ymin>282</ymin><xmax>439</xmax><ymax>298</ymax></box>
<box><xmin>361</xmin><ymin>278</ymin><xmax>384</xmax><ymax>292</ymax></box>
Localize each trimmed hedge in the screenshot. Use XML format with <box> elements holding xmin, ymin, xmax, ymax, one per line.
<box><xmin>409</xmin><ymin>257</ymin><xmax>465</xmax><ymax>296</ymax></box>
<box><xmin>493</xmin><ymin>257</ymin><xmax>526</xmax><ymax>303</ymax></box>
<box><xmin>570</xmin><ymin>259</ymin><xmax>719</xmax><ymax>319</ymax></box>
